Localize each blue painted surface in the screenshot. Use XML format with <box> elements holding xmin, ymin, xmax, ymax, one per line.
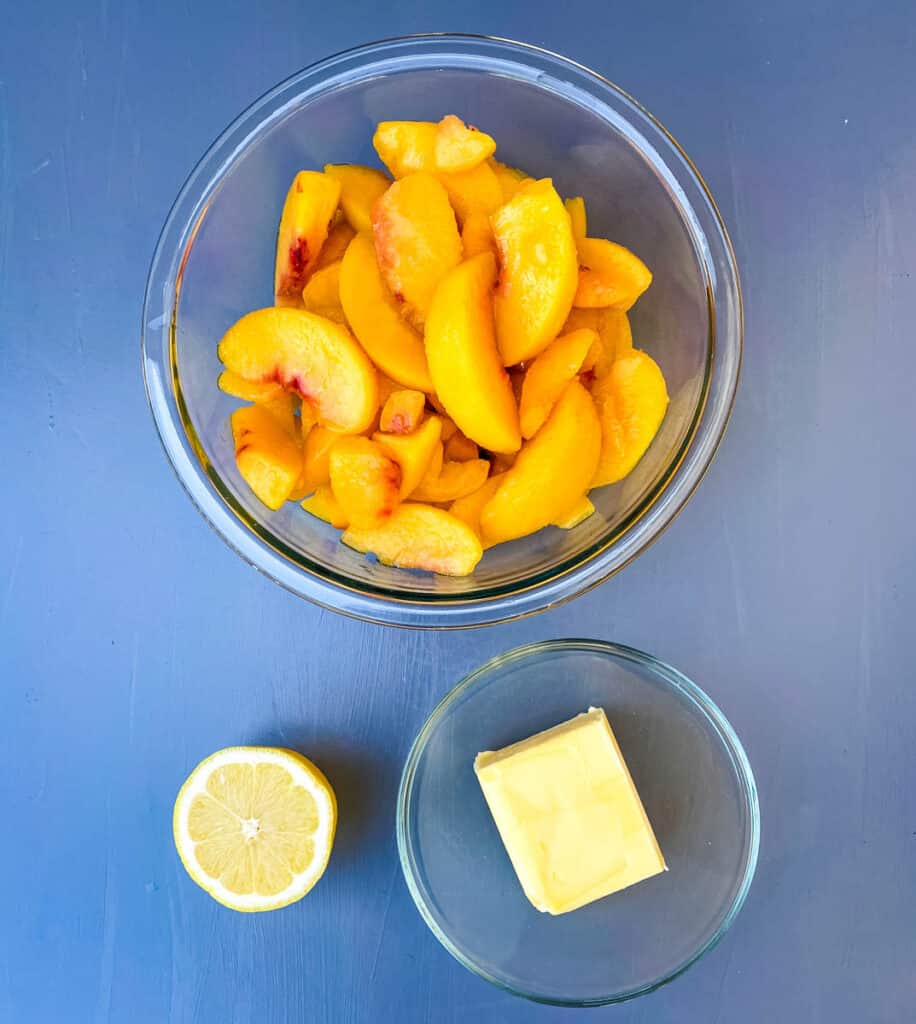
<box><xmin>2</xmin><ymin>3</ymin><xmax>915</xmax><ymax>1021</ymax></box>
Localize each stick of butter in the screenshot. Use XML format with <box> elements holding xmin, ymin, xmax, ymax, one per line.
<box><xmin>474</xmin><ymin>707</ymin><xmax>666</xmax><ymax>915</ymax></box>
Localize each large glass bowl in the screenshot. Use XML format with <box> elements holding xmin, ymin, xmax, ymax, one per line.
<box><xmin>141</xmin><ymin>35</ymin><xmax>742</xmax><ymax>628</ymax></box>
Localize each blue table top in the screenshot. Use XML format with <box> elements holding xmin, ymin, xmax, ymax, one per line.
<box><xmin>3</xmin><ymin>3</ymin><xmax>915</xmax><ymax>1021</ymax></box>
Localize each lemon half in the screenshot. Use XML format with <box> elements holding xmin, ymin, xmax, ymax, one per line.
<box><xmin>173</xmin><ymin>746</ymin><xmax>337</xmax><ymax>912</ymax></box>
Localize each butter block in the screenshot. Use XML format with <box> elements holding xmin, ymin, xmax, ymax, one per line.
<box><xmin>474</xmin><ymin>707</ymin><xmax>666</xmax><ymax>915</ymax></box>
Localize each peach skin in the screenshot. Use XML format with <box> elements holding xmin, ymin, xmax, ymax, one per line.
<box><xmin>217</xmin><ymin>307</ymin><xmax>378</xmax><ymax>435</ymax></box>
<box><xmin>590</xmin><ymin>349</ymin><xmax>669</xmax><ymax>487</ymax></box>
<box><xmin>371</xmin><ymin>173</ymin><xmax>462</xmax><ymax>326</ymax></box>
<box><xmin>491</xmin><ymin>178</ymin><xmax>578</xmax><ymax>366</ymax></box>
<box><xmin>518</xmin><ymin>327</ymin><xmax>598</xmax><ymax>439</ymax></box>
<box><xmin>342</xmin><ymin>504</ymin><xmax>483</xmax><ymax>576</ymax></box>
<box><xmin>480</xmin><ymin>380</ymin><xmax>601</xmax><ymax>544</ymax></box>
<box><xmin>339</xmin><ymin>232</ymin><xmax>433</xmax><ymax>393</ymax></box>
<box><xmin>424</xmin><ymin>251</ymin><xmax>521</xmax><ymax>454</ymax></box>
<box><xmin>274</xmin><ymin>171</ymin><xmax>341</xmax><ymax>305</ymax></box>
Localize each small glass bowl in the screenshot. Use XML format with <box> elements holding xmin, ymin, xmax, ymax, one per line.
<box><xmin>141</xmin><ymin>35</ymin><xmax>742</xmax><ymax>628</ymax></box>
<box><xmin>397</xmin><ymin>639</ymin><xmax>759</xmax><ymax>1005</ymax></box>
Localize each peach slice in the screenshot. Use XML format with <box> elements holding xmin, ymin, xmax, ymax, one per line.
<box><xmin>461</xmin><ymin>212</ymin><xmax>496</xmax><ymax>259</ymax></box>
<box><xmin>491</xmin><ymin>178</ymin><xmax>578</xmax><ymax>366</ymax></box>
<box><xmin>274</xmin><ymin>171</ymin><xmax>341</xmax><ymax>305</ymax></box>
<box><xmin>518</xmin><ymin>327</ymin><xmax>598</xmax><ymax>439</ymax></box>
<box><xmin>338</xmin><ymin>232</ymin><xmax>433</xmax><ymax>392</ymax></box>
<box><xmin>564</xmin><ymin>196</ymin><xmax>587</xmax><ymax>241</ymax></box>
<box><xmin>218</xmin><ymin>307</ymin><xmax>378</xmax><ymax>435</ymax></box>
<box><xmin>449</xmin><ymin>474</ymin><xmax>502</xmax><ymax>540</ymax></box>
<box><xmin>440</xmin><ymin>161</ymin><xmax>503</xmax><ymax>224</ymax></box>
<box><xmin>324</xmin><ymin>164</ymin><xmax>391</xmax><ymax>233</ymax></box>
<box><xmin>590</xmin><ymin>349</ymin><xmax>668</xmax><ymax>487</ymax></box>
<box><xmin>301</xmin><ymin>484</ymin><xmax>350</xmax><ymax>528</ymax></box>
<box><xmin>551</xmin><ymin>494</ymin><xmax>595</xmax><ymax>529</ymax></box>
<box><xmin>435</xmin><ymin>115</ymin><xmax>496</xmax><ymax>172</ymax></box>
<box><xmin>411</xmin><ymin>458</ymin><xmax>490</xmax><ymax>503</ymax></box>
<box><xmin>301</xmin><ymin>260</ymin><xmax>342</xmax><ymax>315</ymax></box>
<box><xmin>296</xmin><ymin>424</ymin><xmax>339</xmax><ymax>495</ymax></box>
<box><xmin>564</xmin><ymin>307</ymin><xmax>633</xmax><ymax>377</ymax></box>
<box><xmin>424</xmin><ymin>251</ymin><xmax>521</xmax><ymax>454</ymax></box>
<box><xmin>218</xmin><ymin>370</ymin><xmax>284</xmax><ymax>404</ymax></box>
<box><xmin>445</xmin><ymin>432</ymin><xmax>479</xmax><ymax>462</ymax></box>
<box><xmin>374</xmin><ymin>415</ymin><xmax>443</xmax><ymax>498</ymax></box>
<box><xmin>342</xmin><ymin>504</ymin><xmax>483</xmax><ymax>576</ymax></box>
<box><xmin>329</xmin><ymin>437</ymin><xmax>401</xmax><ymax>529</ymax></box>
<box><xmin>256</xmin><ymin>389</ymin><xmax>299</xmax><ymax>437</ymax></box>
<box><xmin>573</xmin><ymin>238</ymin><xmax>652</xmax><ymax>310</ymax></box>
<box><xmin>371</xmin><ymin>173</ymin><xmax>462</xmax><ymax>326</ymax></box>
<box><xmin>490</xmin><ymin>159</ymin><xmax>529</xmax><ymax>202</ymax></box>
<box><xmin>315</xmin><ymin>220</ymin><xmax>356</xmax><ymax>271</ymax></box>
<box><xmin>480</xmin><ymin>381</ymin><xmax>601</xmax><ymax>544</ymax></box>
<box><xmin>230</xmin><ymin>404</ymin><xmax>303</xmax><ymax>510</ymax></box>
<box><xmin>373</xmin><ymin>121</ymin><xmax>438</xmax><ymax>178</ymax></box>
<box><xmin>379</xmin><ymin>389</ymin><xmax>426</xmax><ymax>434</ymax></box>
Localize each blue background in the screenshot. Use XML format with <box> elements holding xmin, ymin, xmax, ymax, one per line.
<box><xmin>2</xmin><ymin>3</ymin><xmax>915</xmax><ymax>1021</ymax></box>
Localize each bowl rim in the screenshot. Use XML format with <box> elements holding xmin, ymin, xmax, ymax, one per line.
<box><xmin>141</xmin><ymin>33</ymin><xmax>743</xmax><ymax>628</ymax></box>
<box><xmin>396</xmin><ymin>637</ymin><xmax>761</xmax><ymax>1006</ymax></box>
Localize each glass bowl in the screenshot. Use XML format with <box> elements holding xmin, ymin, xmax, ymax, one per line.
<box><xmin>397</xmin><ymin>639</ymin><xmax>760</xmax><ymax>1005</ymax></box>
<box><xmin>141</xmin><ymin>35</ymin><xmax>742</xmax><ymax>628</ymax></box>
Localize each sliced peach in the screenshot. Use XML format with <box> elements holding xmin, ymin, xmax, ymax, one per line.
<box><xmin>374</xmin><ymin>415</ymin><xmax>443</xmax><ymax>498</ymax></box>
<box><xmin>449</xmin><ymin>474</ymin><xmax>502</xmax><ymax>540</ymax></box>
<box><xmin>564</xmin><ymin>196</ymin><xmax>587</xmax><ymax>241</ymax></box>
<box><xmin>302</xmin><ymin>484</ymin><xmax>349</xmax><ymax>529</ymax></box>
<box><xmin>480</xmin><ymin>381</ymin><xmax>600</xmax><ymax>544</ymax></box>
<box><xmin>424</xmin><ymin>252</ymin><xmax>521</xmax><ymax>454</ymax></box>
<box><xmin>297</xmin><ymin>424</ymin><xmax>338</xmax><ymax>495</ymax></box>
<box><xmin>573</xmin><ymin>238</ymin><xmax>652</xmax><ymax>310</ymax></box>
<box><xmin>301</xmin><ymin>260</ymin><xmax>342</xmax><ymax>314</ymax></box>
<box><xmin>218</xmin><ymin>370</ymin><xmax>284</xmax><ymax>404</ymax></box>
<box><xmin>274</xmin><ymin>171</ymin><xmax>341</xmax><ymax>305</ymax></box>
<box><xmin>230</xmin><ymin>405</ymin><xmax>302</xmax><ymax>510</ymax></box>
<box><xmin>488</xmin><ymin>450</ymin><xmax>516</xmax><ymax>475</ymax></box>
<box><xmin>435</xmin><ymin>115</ymin><xmax>496</xmax><ymax>172</ymax></box>
<box><xmin>518</xmin><ymin>327</ymin><xmax>598</xmax><ymax>438</ymax></box>
<box><xmin>371</xmin><ymin>173</ymin><xmax>462</xmax><ymax>325</ymax></box>
<box><xmin>590</xmin><ymin>350</ymin><xmax>668</xmax><ymax>486</ymax></box>
<box><xmin>440</xmin><ymin>161</ymin><xmax>503</xmax><ymax>224</ymax></box>
<box><xmin>379</xmin><ymin>389</ymin><xmax>426</xmax><ymax>434</ymax></box>
<box><xmin>315</xmin><ymin>220</ymin><xmax>356</xmax><ymax>271</ymax></box>
<box><xmin>551</xmin><ymin>494</ymin><xmax>595</xmax><ymax>529</ymax></box>
<box><xmin>218</xmin><ymin>307</ymin><xmax>378</xmax><ymax>434</ymax></box>
<box><xmin>373</xmin><ymin>121</ymin><xmax>438</xmax><ymax>178</ymax></box>
<box><xmin>329</xmin><ymin>436</ymin><xmax>401</xmax><ymax>529</ymax></box>
<box><xmin>564</xmin><ymin>307</ymin><xmax>633</xmax><ymax>376</ymax></box>
<box><xmin>338</xmin><ymin>232</ymin><xmax>433</xmax><ymax>392</ymax></box>
<box><xmin>445</xmin><ymin>432</ymin><xmax>479</xmax><ymax>462</ymax></box>
<box><xmin>491</xmin><ymin>178</ymin><xmax>578</xmax><ymax>366</ymax></box>
<box><xmin>342</xmin><ymin>503</ymin><xmax>483</xmax><ymax>576</ymax></box>
<box><xmin>412</xmin><ymin>458</ymin><xmax>490</xmax><ymax>503</ymax></box>
<box><xmin>489</xmin><ymin>159</ymin><xmax>529</xmax><ymax>202</ymax></box>
<box><xmin>324</xmin><ymin>164</ymin><xmax>391</xmax><ymax>233</ymax></box>
<box><xmin>461</xmin><ymin>212</ymin><xmax>496</xmax><ymax>259</ymax></box>
<box><xmin>256</xmin><ymin>389</ymin><xmax>299</xmax><ymax>437</ymax></box>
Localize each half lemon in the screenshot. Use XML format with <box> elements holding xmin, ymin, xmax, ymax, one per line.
<box><xmin>173</xmin><ymin>746</ymin><xmax>336</xmax><ymax>912</ymax></box>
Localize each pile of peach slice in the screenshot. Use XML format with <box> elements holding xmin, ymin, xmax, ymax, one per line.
<box><xmin>216</xmin><ymin>115</ymin><xmax>669</xmax><ymax>577</ymax></box>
